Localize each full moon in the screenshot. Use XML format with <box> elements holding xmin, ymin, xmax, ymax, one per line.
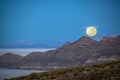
<box><xmin>86</xmin><ymin>26</ymin><xmax>97</xmax><ymax>36</ymax></box>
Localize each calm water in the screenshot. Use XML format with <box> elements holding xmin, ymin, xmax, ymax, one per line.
<box><xmin>0</xmin><ymin>68</ymin><xmax>45</xmax><ymax>80</ymax></box>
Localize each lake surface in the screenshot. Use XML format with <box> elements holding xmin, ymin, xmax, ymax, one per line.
<box><xmin>0</xmin><ymin>48</ymin><xmax>55</xmax><ymax>56</ymax></box>
<box><xmin>0</xmin><ymin>48</ymin><xmax>54</xmax><ymax>80</ymax></box>
<box><xmin>0</xmin><ymin>68</ymin><xmax>45</xmax><ymax>80</ymax></box>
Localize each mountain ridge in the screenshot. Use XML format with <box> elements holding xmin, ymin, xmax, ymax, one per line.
<box><xmin>0</xmin><ymin>35</ymin><xmax>120</xmax><ymax>70</ymax></box>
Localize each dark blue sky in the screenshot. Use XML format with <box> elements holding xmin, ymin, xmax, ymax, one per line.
<box><xmin>0</xmin><ymin>0</ymin><xmax>120</xmax><ymax>42</ymax></box>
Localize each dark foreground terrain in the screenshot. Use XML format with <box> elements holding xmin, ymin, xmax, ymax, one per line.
<box><xmin>6</xmin><ymin>61</ymin><xmax>120</xmax><ymax>80</ymax></box>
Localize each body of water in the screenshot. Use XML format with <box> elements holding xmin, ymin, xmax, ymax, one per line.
<box><xmin>0</xmin><ymin>48</ymin><xmax>55</xmax><ymax>56</ymax></box>
<box><xmin>0</xmin><ymin>48</ymin><xmax>53</xmax><ymax>80</ymax></box>
<box><xmin>0</xmin><ymin>68</ymin><xmax>44</xmax><ymax>80</ymax></box>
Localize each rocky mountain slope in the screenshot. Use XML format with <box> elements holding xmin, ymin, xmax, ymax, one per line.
<box><xmin>0</xmin><ymin>35</ymin><xmax>120</xmax><ymax>69</ymax></box>
<box><xmin>0</xmin><ymin>53</ymin><xmax>23</xmax><ymax>68</ymax></box>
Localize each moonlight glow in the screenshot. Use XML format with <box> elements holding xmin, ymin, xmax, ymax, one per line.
<box><xmin>86</xmin><ymin>26</ymin><xmax>97</xmax><ymax>36</ymax></box>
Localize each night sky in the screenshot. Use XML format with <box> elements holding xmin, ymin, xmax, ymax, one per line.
<box><xmin>0</xmin><ymin>0</ymin><xmax>120</xmax><ymax>42</ymax></box>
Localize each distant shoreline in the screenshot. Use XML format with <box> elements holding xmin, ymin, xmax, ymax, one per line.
<box><xmin>0</xmin><ymin>48</ymin><xmax>56</xmax><ymax>56</ymax></box>
<box><xmin>0</xmin><ymin>68</ymin><xmax>45</xmax><ymax>80</ymax></box>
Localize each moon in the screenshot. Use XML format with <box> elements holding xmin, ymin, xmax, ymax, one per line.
<box><xmin>86</xmin><ymin>26</ymin><xmax>97</xmax><ymax>36</ymax></box>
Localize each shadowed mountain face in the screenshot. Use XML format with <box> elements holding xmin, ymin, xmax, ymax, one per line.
<box><xmin>0</xmin><ymin>53</ymin><xmax>23</xmax><ymax>68</ymax></box>
<box><xmin>0</xmin><ymin>35</ymin><xmax>120</xmax><ymax>69</ymax></box>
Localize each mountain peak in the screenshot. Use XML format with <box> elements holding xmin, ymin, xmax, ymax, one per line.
<box><xmin>1</xmin><ymin>53</ymin><xmax>22</xmax><ymax>58</ymax></box>
<box><xmin>0</xmin><ymin>35</ymin><xmax>120</xmax><ymax>70</ymax></box>
<box><xmin>101</xmin><ymin>36</ymin><xmax>114</xmax><ymax>41</ymax></box>
<box><xmin>2</xmin><ymin>53</ymin><xmax>17</xmax><ymax>56</ymax></box>
<box><xmin>73</xmin><ymin>36</ymin><xmax>97</xmax><ymax>45</ymax></box>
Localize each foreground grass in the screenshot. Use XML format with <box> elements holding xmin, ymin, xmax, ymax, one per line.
<box><xmin>6</xmin><ymin>61</ymin><xmax>120</xmax><ymax>80</ymax></box>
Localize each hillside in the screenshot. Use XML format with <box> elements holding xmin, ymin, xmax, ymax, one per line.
<box><xmin>0</xmin><ymin>53</ymin><xmax>23</xmax><ymax>68</ymax></box>
<box><xmin>6</xmin><ymin>61</ymin><xmax>120</xmax><ymax>80</ymax></box>
<box><xmin>0</xmin><ymin>35</ymin><xmax>120</xmax><ymax>69</ymax></box>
